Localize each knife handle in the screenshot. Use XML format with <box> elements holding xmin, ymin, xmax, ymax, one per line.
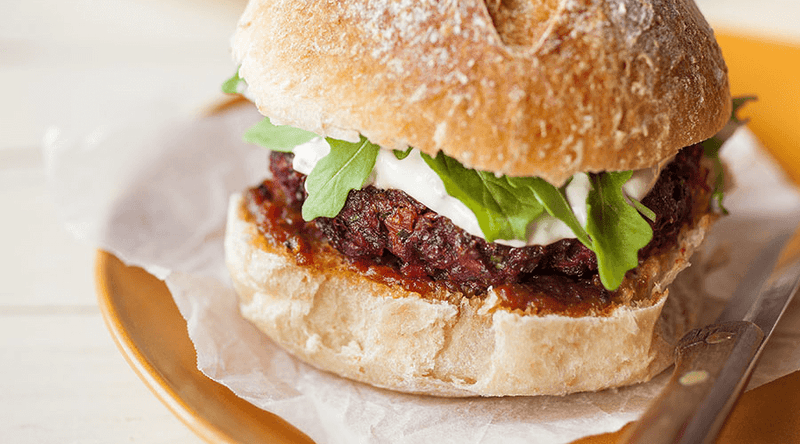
<box><xmin>623</xmin><ymin>320</ymin><xmax>764</xmax><ymax>444</ymax></box>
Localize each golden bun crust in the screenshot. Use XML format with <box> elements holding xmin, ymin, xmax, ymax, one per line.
<box><xmin>225</xmin><ymin>194</ymin><xmax>713</xmax><ymax>396</ymax></box>
<box><xmin>232</xmin><ymin>0</ymin><xmax>731</xmax><ymax>185</ymax></box>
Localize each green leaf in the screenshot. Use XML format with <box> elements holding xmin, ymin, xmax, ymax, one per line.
<box><xmin>701</xmin><ymin>96</ymin><xmax>757</xmax><ymax>214</ymax></box>
<box><xmin>710</xmin><ymin>171</ymin><xmax>728</xmax><ymax>213</ymax></box>
<box><xmin>221</xmin><ymin>68</ymin><xmax>246</xmax><ymax>94</ymax></box>
<box><xmin>731</xmin><ymin>96</ymin><xmax>757</xmax><ymax>123</ymax></box>
<box><xmin>507</xmin><ymin>176</ymin><xmax>593</xmax><ymax>248</ymax></box>
<box><xmin>629</xmin><ymin>196</ymin><xmax>656</xmax><ymax>221</ymax></box>
<box><xmin>243</xmin><ymin>118</ymin><xmax>317</xmax><ymax>152</ymax></box>
<box><xmin>585</xmin><ymin>172</ymin><xmax>654</xmax><ymax>290</ymax></box>
<box><xmin>703</xmin><ymin>95</ymin><xmax>757</xmax><ymax>157</ymax></box>
<box><xmin>302</xmin><ymin>136</ymin><xmax>380</xmax><ymax>220</ymax></box>
<box><xmin>421</xmin><ymin>152</ymin><xmax>545</xmax><ymax>242</ymax></box>
<box><xmin>393</xmin><ymin>147</ymin><xmax>413</xmax><ymax>160</ymax></box>
<box><xmin>419</xmin><ymin>151</ymin><xmax>654</xmax><ymax>290</ymax></box>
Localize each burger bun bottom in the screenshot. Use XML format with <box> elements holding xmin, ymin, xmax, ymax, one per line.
<box><xmin>225</xmin><ymin>193</ymin><xmax>713</xmax><ymax>397</ymax></box>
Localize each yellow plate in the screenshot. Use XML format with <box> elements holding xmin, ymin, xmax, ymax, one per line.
<box><xmin>96</xmin><ymin>31</ymin><xmax>800</xmax><ymax>443</ymax></box>
<box><xmin>95</xmin><ymin>251</ymin><xmax>315</xmax><ymax>444</ymax></box>
<box><xmin>714</xmin><ymin>30</ymin><xmax>800</xmax><ymax>186</ymax></box>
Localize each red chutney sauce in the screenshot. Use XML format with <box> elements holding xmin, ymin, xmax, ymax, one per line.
<box><xmin>243</xmin><ymin>179</ymin><xmax>619</xmax><ymax>317</ymax></box>
<box><xmin>494</xmin><ymin>275</ymin><xmax>612</xmax><ymax>316</ymax></box>
<box><xmin>245</xmin><ymin>180</ymin><xmax>322</xmax><ymax>266</ymax></box>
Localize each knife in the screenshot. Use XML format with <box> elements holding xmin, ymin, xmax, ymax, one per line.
<box><xmin>623</xmin><ymin>229</ymin><xmax>800</xmax><ymax>444</ymax></box>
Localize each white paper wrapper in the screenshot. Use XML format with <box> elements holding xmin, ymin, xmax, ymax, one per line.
<box><xmin>45</xmin><ymin>103</ymin><xmax>800</xmax><ymax>444</ymax></box>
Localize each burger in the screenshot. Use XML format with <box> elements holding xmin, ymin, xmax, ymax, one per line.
<box><xmin>223</xmin><ymin>0</ymin><xmax>733</xmax><ymax>396</ymax></box>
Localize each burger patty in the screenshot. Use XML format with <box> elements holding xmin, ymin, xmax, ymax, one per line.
<box><xmin>249</xmin><ymin>145</ymin><xmax>710</xmax><ymax>310</ymax></box>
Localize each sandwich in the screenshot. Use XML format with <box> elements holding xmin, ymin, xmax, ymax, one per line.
<box><xmin>223</xmin><ymin>0</ymin><xmax>732</xmax><ymax>396</ymax></box>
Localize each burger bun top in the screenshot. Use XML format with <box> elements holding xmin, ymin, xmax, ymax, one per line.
<box><xmin>232</xmin><ymin>0</ymin><xmax>731</xmax><ymax>185</ymax></box>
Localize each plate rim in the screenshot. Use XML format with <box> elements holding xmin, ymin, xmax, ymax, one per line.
<box><xmin>94</xmin><ymin>250</ymin><xmax>316</xmax><ymax>444</ymax></box>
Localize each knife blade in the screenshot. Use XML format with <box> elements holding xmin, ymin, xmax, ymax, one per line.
<box><xmin>623</xmin><ymin>229</ymin><xmax>800</xmax><ymax>444</ymax></box>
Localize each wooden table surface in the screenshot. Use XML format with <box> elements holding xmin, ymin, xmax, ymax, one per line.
<box><xmin>2</xmin><ymin>1</ymin><xmax>799</xmax><ymax>443</ymax></box>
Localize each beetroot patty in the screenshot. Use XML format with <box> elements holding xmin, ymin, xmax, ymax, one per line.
<box><xmin>255</xmin><ymin>144</ymin><xmax>709</xmax><ymax>298</ymax></box>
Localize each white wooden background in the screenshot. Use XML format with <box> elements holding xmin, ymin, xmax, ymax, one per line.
<box><xmin>1</xmin><ymin>1</ymin><xmax>798</xmax><ymax>443</ymax></box>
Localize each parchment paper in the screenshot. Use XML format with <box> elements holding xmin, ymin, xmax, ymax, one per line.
<box><xmin>44</xmin><ymin>104</ymin><xmax>800</xmax><ymax>444</ymax></box>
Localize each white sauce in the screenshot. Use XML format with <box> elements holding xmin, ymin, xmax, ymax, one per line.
<box><xmin>289</xmin><ymin>141</ymin><xmax>657</xmax><ymax>246</ymax></box>
<box><xmin>372</xmin><ymin>149</ymin><xmax>487</xmax><ymax>239</ymax></box>
<box><xmin>624</xmin><ymin>167</ymin><xmax>659</xmax><ymax>201</ymax></box>
<box><xmin>565</xmin><ymin>173</ymin><xmax>591</xmax><ymax>228</ymax></box>
<box><xmin>291</xmin><ymin>138</ymin><xmax>329</xmax><ymax>175</ymax></box>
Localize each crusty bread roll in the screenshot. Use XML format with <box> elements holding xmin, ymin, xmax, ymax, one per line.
<box><xmin>226</xmin><ymin>0</ymin><xmax>730</xmax><ymax>396</ymax></box>
<box><xmin>226</xmin><ymin>194</ymin><xmax>713</xmax><ymax>396</ymax></box>
<box><xmin>232</xmin><ymin>0</ymin><xmax>731</xmax><ymax>186</ymax></box>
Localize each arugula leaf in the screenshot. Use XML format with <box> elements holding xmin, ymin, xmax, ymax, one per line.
<box><xmin>302</xmin><ymin>136</ymin><xmax>380</xmax><ymax>221</ymax></box>
<box><xmin>222</xmin><ymin>68</ymin><xmax>246</xmax><ymax>94</ymax></box>
<box><xmin>508</xmin><ymin>176</ymin><xmax>593</xmax><ymax>248</ymax></box>
<box><xmin>419</xmin><ymin>151</ymin><xmax>655</xmax><ymax>289</ymax></box>
<box><xmin>393</xmin><ymin>147</ymin><xmax>413</xmax><ymax>160</ymax></box>
<box><xmin>421</xmin><ymin>152</ymin><xmax>545</xmax><ymax>242</ymax></box>
<box><xmin>243</xmin><ymin>118</ymin><xmax>317</xmax><ymax>152</ymax></box>
<box><xmin>702</xmin><ymin>96</ymin><xmax>757</xmax><ymax>214</ymax></box>
<box><xmin>585</xmin><ymin>172</ymin><xmax>653</xmax><ymax>290</ymax></box>
<box><xmin>731</xmin><ymin>96</ymin><xmax>757</xmax><ymax>121</ymax></box>
<box><xmin>629</xmin><ymin>196</ymin><xmax>656</xmax><ymax>221</ymax></box>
